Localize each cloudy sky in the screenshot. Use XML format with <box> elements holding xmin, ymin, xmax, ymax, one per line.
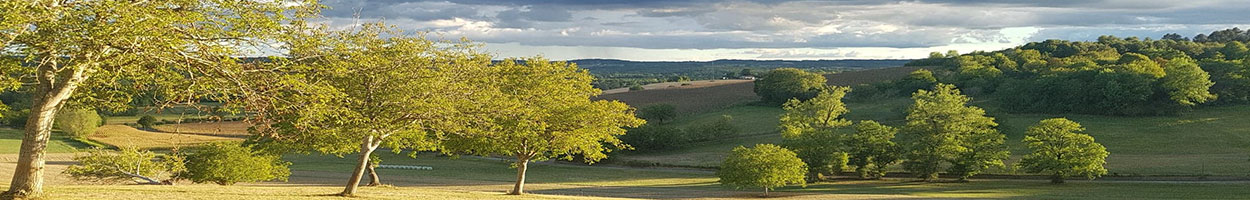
<box><xmin>317</xmin><ymin>0</ymin><xmax>1250</xmax><ymax>61</ymax></box>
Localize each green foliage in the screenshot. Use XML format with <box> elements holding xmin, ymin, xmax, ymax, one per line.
<box><xmin>619</xmin><ymin>124</ymin><xmax>687</xmax><ymax>152</ymax></box>
<box><xmin>137</xmin><ymin>115</ymin><xmax>157</xmax><ymax>129</ymax></box>
<box><xmin>1017</xmin><ymin>118</ymin><xmax>1109</xmax><ymax>183</ymax></box>
<box><xmin>445</xmin><ymin>57</ymin><xmax>645</xmax><ymax>163</ymax></box>
<box><xmin>778</xmin><ymin>87</ymin><xmax>852</xmax><ymax>179</ymax></box>
<box><xmin>686</xmin><ymin>115</ymin><xmax>739</xmax><ymax>142</ymax></box>
<box><xmin>54</xmin><ymin>108</ymin><xmax>101</xmax><ymax>139</ymax></box>
<box><xmin>668</xmin><ymin>76</ymin><xmax>692</xmax><ymax>82</ymax></box>
<box><xmin>65</xmin><ymin>147</ymin><xmax>186</xmax><ymax>184</ymax></box>
<box><xmin>716</xmin><ymin>144</ymin><xmax>807</xmax><ymax>195</ymax></box>
<box><xmin>754</xmin><ymin>68</ymin><xmax>827</xmax><ymax>105</ymax></box>
<box><xmin>183</xmin><ymin>143</ymin><xmax>290</xmax><ymax>185</ymax></box>
<box><xmin>1161</xmin><ymin>57</ymin><xmax>1217</xmax><ymax>105</ymax></box>
<box><xmin>779</xmin><ymin>87</ymin><xmax>851</xmax><ymax>138</ymax></box>
<box><xmin>846</xmin><ymin>120</ymin><xmax>899</xmax><ymax>179</ymax></box>
<box><xmin>3</xmin><ymin>109</ymin><xmax>29</xmax><ymax>128</ymax></box>
<box><xmin>900</xmin><ymin>84</ymin><xmax>1007</xmax><ymax>181</ymax></box>
<box><xmin>636</xmin><ymin>104</ymin><xmax>678</xmax><ymax>124</ymax></box>
<box><xmin>894</xmin><ymin>69</ymin><xmax>939</xmax><ymax>96</ymax></box>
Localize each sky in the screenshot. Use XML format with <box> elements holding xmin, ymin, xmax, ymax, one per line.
<box><xmin>316</xmin><ymin>0</ymin><xmax>1250</xmax><ymax>61</ymax></box>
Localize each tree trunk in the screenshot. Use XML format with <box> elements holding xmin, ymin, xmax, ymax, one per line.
<box><xmin>365</xmin><ymin>161</ymin><xmax>382</xmax><ymax>186</ymax></box>
<box><xmin>340</xmin><ymin>136</ymin><xmax>379</xmax><ymax>196</ymax></box>
<box><xmin>763</xmin><ymin>187</ymin><xmax>769</xmax><ymax>197</ymax></box>
<box><xmin>1050</xmin><ymin>174</ymin><xmax>1065</xmax><ymax>184</ymax></box>
<box><xmin>508</xmin><ymin>156</ymin><xmax>529</xmax><ymax>195</ymax></box>
<box><xmin>4</xmin><ymin>64</ymin><xmax>86</xmax><ymax>199</ymax></box>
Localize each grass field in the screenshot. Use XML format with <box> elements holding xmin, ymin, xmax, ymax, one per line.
<box><xmin>0</xmin><ymin>128</ymin><xmax>91</xmax><ymax>154</ymax></box>
<box><xmin>6</xmin><ymin>152</ymin><xmax>1250</xmax><ymax>199</ymax></box>
<box><xmin>153</xmin><ymin>121</ymin><xmax>251</xmax><ymax>137</ymax></box>
<box><xmin>88</xmin><ymin>125</ymin><xmax>242</xmax><ymax>149</ymax></box>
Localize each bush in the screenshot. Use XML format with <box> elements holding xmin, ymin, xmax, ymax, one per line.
<box><xmin>182</xmin><ymin>142</ymin><xmax>291</xmax><ymax>185</ymax></box>
<box><xmin>687</xmin><ymin>115</ymin><xmax>739</xmax><ymax>142</ymax></box>
<box><xmin>65</xmin><ymin>147</ymin><xmax>186</xmax><ymax>184</ymax></box>
<box><xmin>54</xmin><ymin>108</ymin><xmax>102</xmax><ymax>138</ymax></box>
<box><xmin>636</xmin><ymin>104</ymin><xmax>678</xmax><ymax>124</ymax></box>
<box><xmin>620</xmin><ymin>124</ymin><xmax>687</xmax><ymax>152</ymax></box>
<box><xmin>137</xmin><ymin>115</ymin><xmax>157</xmax><ymax>129</ymax></box>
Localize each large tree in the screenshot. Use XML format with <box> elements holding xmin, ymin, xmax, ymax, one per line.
<box><xmin>754</xmin><ymin>68</ymin><xmax>826</xmax><ymax>104</ymax></box>
<box><xmin>1018</xmin><ymin>118</ymin><xmax>1109</xmax><ymax>183</ymax></box>
<box><xmin>0</xmin><ymin>1</ymin><xmax>315</xmax><ymax>198</ymax></box>
<box><xmin>778</xmin><ymin>86</ymin><xmax>852</xmax><ymax>180</ymax></box>
<box><xmin>900</xmin><ymin>84</ymin><xmax>1008</xmax><ymax>181</ymax></box>
<box><xmin>257</xmin><ymin>23</ymin><xmax>493</xmax><ymax>196</ymax></box>
<box><xmin>444</xmin><ymin>58</ymin><xmax>644</xmax><ymax>195</ymax></box>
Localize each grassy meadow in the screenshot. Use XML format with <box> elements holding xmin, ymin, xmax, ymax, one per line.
<box><xmin>7</xmin><ymin>152</ymin><xmax>1250</xmax><ymax>199</ymax></box>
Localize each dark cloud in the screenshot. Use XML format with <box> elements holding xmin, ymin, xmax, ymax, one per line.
<box><xmin>318</xmin><ymin>0</ymin><xmax>1250</xmax><ymax>51</ymax></box>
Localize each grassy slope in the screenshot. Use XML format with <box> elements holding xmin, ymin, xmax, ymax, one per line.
<box><xmin>0</xmin><ymin>128</ymin><xmax>89</xmax><ymax>154</ymax></box>
<box><xmin>610</xmin><ymin>66</ymin><xmax>1250</xmax><ymax>176</ymax></box>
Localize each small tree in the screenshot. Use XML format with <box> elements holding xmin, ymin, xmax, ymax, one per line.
<box><xmin>182</xmin><ymin>142</ymin><xmax>290</xmax><ymax>185</ymax></box>
<box><xmin>628</xmin><ymin>85</ymin><xmax>645</xmax><ymax>91</ymax></box>
<box><xmin>137</xmin><ymin>115</ymin><xmax>158</xmax><ymax>130</ymax></box>
<box><xmin>717</xmin><ymin>144</ymin><xmax>807</xmax><ymax>197</ymax></box>
<box><xmin>1018</xmin><ymin>118</ymin><xmax>1109</xmax><ymax>183</ymax></box>
<box><xmin>54</xmin><ymin>108</ymin><xmax>101</xmax><ymax>139</ymax></box>
<box><xmin>755</xmin><ymin>68</ymin><xmax>827</xmax><ymax>105</ymax></box>
<box><xmin>64</xmin><ymin>147</ymin><xmax>186</xmax><ymax>185</ymax></box>
<box><xmin>846</xmin><ymin>120</ymin><xmax>899</xmax><ymax>179</ymax></box>
<box><xmin>637</xmin><ymin>104</ymin><xmax>678</xmax><ymax>124</ymax></box>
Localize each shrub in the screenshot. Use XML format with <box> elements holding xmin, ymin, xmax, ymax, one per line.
<box><xmin>182</xmin><ymin>142</ymin><xmax>291</xmax><ymax>185</ymax></box>
<box><xmin>687</xmin><ymin>115</ymin><xmax>739</xmax><ymax>142</ymax></box>
<box><xmin>65</xmin><ymin>147</ymin><xmax>186</xmax><ymax>184</ymax></box>
<box><xmin>717</xmin><ymin>144</ymin><xmax>807</xmax><ymax>197</ymax></box>
<box><xmin>636</xmin><ymin>104</ymin><xmax>678</xmax><ymax>124</ymax></box>
<box><xmin>54</xmin><ymin>108</ymin><xmax>102</xmax><ymax>138</ymax></box>
<box><xmin>137</xmin><ymin>115</ymin><xmax>157</xmax><ymax>129</ymax></box>
<box><xmin>620</xmin><ymin>124</ymin><xmax>686</xmax><ymax>152</ymax></box>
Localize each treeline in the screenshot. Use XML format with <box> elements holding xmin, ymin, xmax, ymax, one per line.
<box><xmin>580</xmin><ymin>59</ymin><xmax>910</xmax><ymax>89</ymax></box>
<box><xmin>899</xmin><ymin>28</ymin><xmax>1250</xmax><ymax>115</ymax></box>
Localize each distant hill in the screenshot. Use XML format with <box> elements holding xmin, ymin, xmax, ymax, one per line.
<box><xmin>571</xmin><ymin>59</ymin><xmax>913</xmax><ymax>89</ymax></box>
<box><xmin>570</xmin><ymin>59</ymin><xmax>912</xmax><ymax>75</ymax></box>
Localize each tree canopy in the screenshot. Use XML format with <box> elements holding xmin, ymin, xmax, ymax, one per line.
<box><xmin>900</xmin><ymin>84</ymin><xmax>1008</xmax><ymax>181</ymax></box>
<box><xmin>1018</xmin><ymin>118</ymin><xmax>1109</xmax><ymax>183</ymax></box>
<box><xmin>443</xmin><ymin>58</ymin><xmax>644</xmax><ymax>195</ymax></box>
<box><xmin>0</xmin><ymin>1</ymin><xmax>317</xmax><ymax>197</ymax></box>
<box><xmin>754</xmin><ymin>68</ymin><xmax>827</xmax><ymax>105</ymax></box>
<box><xmin>778</xmin><ymin>86</ymin><xmax>852</xmax><ymax>180</ymax></box>
<box><xmin>716</xmin><ymin>144</ymin><xmax>807</xmax><ymax>197</ymax></box>
<box><xmin>256</xmin><ymin>23</ymin><xmax>492</xmax><ymax>196</ymax></box>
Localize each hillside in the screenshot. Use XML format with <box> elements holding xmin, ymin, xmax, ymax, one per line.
<box><xmin>609</xmin><ymin>66</ymin><xmax>1250</xmax><ymax>177</ymax></box>
<box><xmin>596</xmin><ymin>67</ymin><xmax>921</xmax><ymax>114</ymax></box>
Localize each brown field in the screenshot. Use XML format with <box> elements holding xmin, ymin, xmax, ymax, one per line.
<box><xmin>824</xmin><ymin>66</ymin><xmax>921</xmax><ymax>86</ymax></box>
<box><xmin>601</xmin><ymin>79</ymin><xmax>754</xmax><ymax>95</ymax></box>
<box><xmin>89</xmin><ymin>125</ymin><xmax>242</xmax><ymax>149</ymax></box>
<box><xmin>153</xmin><ymin>121</ymin><xmax>252</xmax><ymax>137</ymax></box>
<box><xmin>597</xmin><ymin>67</ymin><xmax>921</xmax><ymax>114</ymax></box>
